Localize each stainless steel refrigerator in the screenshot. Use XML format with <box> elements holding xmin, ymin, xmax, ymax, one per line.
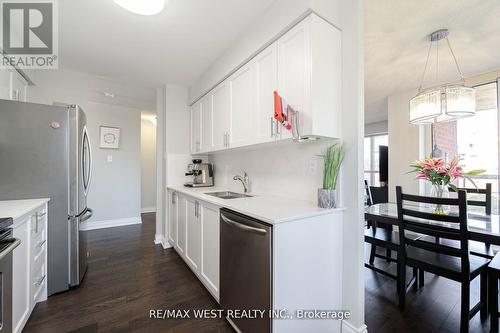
<box><xmin>0</xmin><ymin>99</ymin><xmax>93</xmax><ymax>295</ymax></box>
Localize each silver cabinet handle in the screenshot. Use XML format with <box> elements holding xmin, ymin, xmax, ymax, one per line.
<box><xmin>270</xmin><ymin>117</ymin><xmax>275</xmax><ymax>137</ymax></box>
<box><xmin>34</xmin><ymin>274</ymin><xmax>46</xmax><ymax>286</ymax></box>
<box><xmin>226</xmin><ymin>132</ymin><xmax>230</xmax><ymax>147</ymax></box>
<box><xmin>172</xmin><ymin>192</ymin><xmax>176</xmax><ymax>204</ymax></box>
<box><xmin>37</xmin><ymin>239</ymin><xmax>47</xmax><ymax>248</ymax></box>
<box><xmin>221</xmin><ymin>214</ymin><xmax>267</xmax><ymax>234</ymax></box>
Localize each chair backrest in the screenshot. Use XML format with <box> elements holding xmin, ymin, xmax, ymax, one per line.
<box><xmin>370</xmin><ymin>186</ymin><xmax>389</xmax><ymax>205</ymax></box>
<box><xmin>396</xmin><ymin>186</ymin><xmax>469</xmax><ymax>275</ymax></box>
<box><xmin>449</xmin><ymin>183</ymin><xmax>492</xmax><ymax>215</ymax></box>
<box><xmin>364</xmin><ymin>180</ymin><xmax>373</xmax><ymax>206</ymax></box>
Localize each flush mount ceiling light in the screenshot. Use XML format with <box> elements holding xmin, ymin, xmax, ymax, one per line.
<box><xmin>113</xmin><ymin>0</ymin><xmax>165</xmax><ymax>15</ymax></box>
<box><xmin>409</xmin><ymin>29</ymin><xmax>476</xmax><ymax>125</ymax></box>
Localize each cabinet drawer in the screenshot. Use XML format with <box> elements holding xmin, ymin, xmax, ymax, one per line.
<box><xmin>30</xmin><ymin>208</ymin><xmax>47</xmax><ymax>239</ymax></box>
<box><xmin>31</xmin><ymin>237</ymin><xmax>46</xmax><ymax>266</ymax></box>
<box><xmin>30</xmin><ymin>254</ymin><xmax>47</xmax><ymax>304</ymax></box>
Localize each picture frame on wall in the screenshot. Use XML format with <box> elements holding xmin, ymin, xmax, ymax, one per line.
<box><xmin>99</xmin><ymin>126</ymin><xmax>121</xmax><ymax>149</ymax></box>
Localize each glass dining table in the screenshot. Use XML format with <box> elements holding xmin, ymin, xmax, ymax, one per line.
<box><xmin>365</xmin><ymin>203</ymin><xmax>500</xmax><ymax>246</ymax></box>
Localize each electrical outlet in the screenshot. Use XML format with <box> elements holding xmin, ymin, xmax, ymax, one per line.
<box><xmin>307</xmin><ymin>158</ymin><xmax>318</xmax><ymax>175</ymax></box>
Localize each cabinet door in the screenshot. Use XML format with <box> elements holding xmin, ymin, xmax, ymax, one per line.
<box><xmin>277</xmin><ymin>20</ymin><xmax>310</xmax><ymax>140</ymax></box>
<box><xmin>200</xmin><ymin>203</ymin><xmax>220</xmax><ymax>300</ymax></box>
<box><xmin>190</xmin><ymin>103</ymin><xmax>202</xmax><ymax>154</ymax></box>
<box><xmin>167</xmin><ymin>191</ymin><xmax>177</xmax><ymax>246</ymax></box>
<box><xmin>254</xmin><ymin>43</ymin><xmax>278</xmax><ymax>143</ymax></box>
<box><xmin>211</xmin><ymin>82</ymin><xmax>231</xmax><ymax>150</ymax></box>
<box><xmin>13</xmin><ymin>217</ymin><xmax>31</xmax><ymax>333</ymax></box>
<box><xmin>185</xmin><ymin>197</ymin><xmax>201</xmax><ymax>272</ymax></box>
<box><xmin>229</xmin><ymin>63</ymin><xmax>255</xmax><ymax>148</ymax></box>
<box><xmin>200</xmin><ymin>94</ymin><xmax>213</xmax><ymax>152</ymax></box>
<box><xmin>176</xmin><ymin>195</ymin><xmax>187</xmax><ymax>256</ymax></box>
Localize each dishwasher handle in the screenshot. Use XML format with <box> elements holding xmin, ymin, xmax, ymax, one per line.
<box><xmin>221</xmin><ymin>214</ymin><xmax>267</xmax><ymax>235</ymax></box>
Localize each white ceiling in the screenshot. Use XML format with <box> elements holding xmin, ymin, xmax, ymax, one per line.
<box><xmin>58</xmin><ymin>0</ymin><xmax>274</xmax><ymax>89</ymax></box>
<box><xmin>365</xmin><ymin>0</ymin><xmax>500</xmax><ymax>124</ymax></box>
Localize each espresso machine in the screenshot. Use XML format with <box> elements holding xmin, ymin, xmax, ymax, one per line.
<box><xmin>184</xmin><ymin>159</ymin><xmax>214</xmax><ymax>187</ymax></box>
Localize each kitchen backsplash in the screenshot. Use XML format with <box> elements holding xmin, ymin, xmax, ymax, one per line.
<box><xmin>207</xmin><ymin>139</ymin><xmax>336</xmax><ymax>203</ymax></box>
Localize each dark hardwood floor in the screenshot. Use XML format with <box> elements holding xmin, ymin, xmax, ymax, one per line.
<box><xmin>365</xmin><ymin>245</ymin><xmax>492</xmax><ymax>333</ymax></box>
<box><xmin>24</xmin><ymin>213</ymin><xmax>233</xmax><ymax>333</ymax></box>
<box><xmin>24</xmin><ymin>213</ymin><xmax>496</xmax><ymax>332</ymax></box>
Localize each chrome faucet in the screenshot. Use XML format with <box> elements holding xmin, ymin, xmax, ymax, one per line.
<box><xmin>233</xmin><ymin>172</ymin><xmax>249</xmax><ymax>193</ymax></box>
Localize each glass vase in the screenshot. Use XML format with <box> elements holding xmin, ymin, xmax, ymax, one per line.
<box><xmin>430</xmin><ymin>183</ymin><xmax>449</xmax><ymax>215</ymax></box>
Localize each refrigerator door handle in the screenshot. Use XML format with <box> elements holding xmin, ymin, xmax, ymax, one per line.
<box><xmin>79</xmin><ymin>208</ymin><xmax>93</xmax><ymax>222</ymax></box>
<box><xmin>82</xmin><ymin>126</ymin><xmax>93</xmax><ymax>196</ymax></box>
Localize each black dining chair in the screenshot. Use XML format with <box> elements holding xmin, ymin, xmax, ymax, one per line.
<box><xmin>364</xmin><ymin>181</ymin><xmax>421</xmax><ymax>290</ymax></box>
<box><xmin>396</xmin><ymin>186</ymin><xmax>490</xmax><ymax>333</ymax></box>
<box><xmin>450</xmin><ymin>183</ymin><xmax>492</xmax><ymax>215</ymax></box>
<box><xmin>420</xmin><ymin>183</ymin><xmax>495</xmax><ymax>259</ymax></box>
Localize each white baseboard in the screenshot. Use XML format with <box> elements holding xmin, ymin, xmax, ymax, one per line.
<box><xmin>141</xmin><ymin>206</ymin><xmax>156</xmax><ymax>213</ymax></box>
<box><xmin>80</xmin><ymin>216</ymin><xmax>142</xmax><ymax>231</ymax></box>
<box><xmin>154</xmin><ymin>233</ymin><xmax>163</xmax><ymax>244</ymax></box>
<box><xmin>154</xmin><ymin>234</ymin><xmax>173</xmax><ymax>249</ymax></box>
<box><xmin>342</xmin><ymin>321</ymin><xmax>367</xmax><ymax>333</ymax></box>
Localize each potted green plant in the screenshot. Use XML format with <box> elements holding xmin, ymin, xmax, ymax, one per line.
<box><xmin>319</xmin><ymin>143</ymin><xmax>346</xmax><ymax>208</ymax></box>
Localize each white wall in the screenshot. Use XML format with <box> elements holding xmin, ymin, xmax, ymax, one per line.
<box><xmin>86</xmin><ymin>102</ymin><xmax>141</xmax><ymax>222</ymax></box>
<box><xmin>189</xmin><ymin>0</ymin><xmax>311</xmax><ymax>103</ymax></box>
<box><xmin>141</xmin><ymin>119</ymin><xmax>157</xmax><ymax>212</ymax></box>
<box><xmin>365</xmin><ymin>120</ymin><xmax>388</xmax><ymax>136</ymax></box>
<box><xmin>387</xmin><ymin>89</ymin><xmax>423</xmax><ymax>202</ymax></box>
<box><xmin>156</xmin><ymin>84</ymin><xmax>191</xmax><ymax>247</ymax></box>
<box><xmin>27</xmin><ymin>69</ymin><xmax>146</xmax><ymax>227</ymax></box>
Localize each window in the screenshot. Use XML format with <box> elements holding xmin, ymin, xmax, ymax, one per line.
<box><xmin>432</xmin><ymin>81</ymin><xmax>499</xmax><ymax>214</ymax></box>
<box><xmin>364</xmin><ymin>134</ymin><xmax>388</xmax><ymax>187</ymax></box>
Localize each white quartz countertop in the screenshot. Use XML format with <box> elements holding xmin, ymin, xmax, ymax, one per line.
<box><xmin>167</xmin><ymin>186</ymin><xmax>344</xmax><ymax>224</ymax></box>
<box><xmin>0</xmin><ymin>198</ymin><xmax>50</xmax><ymax>219</ymax></box>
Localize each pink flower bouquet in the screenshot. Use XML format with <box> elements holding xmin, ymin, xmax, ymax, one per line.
<box><xmin>409</xmin><ymin>156</ymin><xmax>485</xmax><ymax>191</ymax></box>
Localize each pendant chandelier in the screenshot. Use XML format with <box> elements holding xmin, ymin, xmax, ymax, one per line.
<box><xmin>409</xmin><ymin>29</ymin><xmax>476</xmax><ymax>125</ymax></box>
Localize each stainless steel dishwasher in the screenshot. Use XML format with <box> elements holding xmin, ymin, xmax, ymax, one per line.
<box><xmin>220</xmin><ymin>208</ymin><xmax>272</xmax><ymax>333</ymax></box>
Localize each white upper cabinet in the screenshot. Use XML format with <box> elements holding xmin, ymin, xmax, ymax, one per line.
<box><xmin>11</xmin><ymin>70</ymin><xmax>27</xmax><ymax>102</ymax></box>
<box><xmin>189</xmin><ymin>13</ymin><xmax>341</xmax><ymax>153</ymax></box>
<box><xmin>200</xmin><ymin>94</ymin><xmax>213</xmax><ymax>152</ymax></box>
<box><xmin>190</xmin><ymin>103</ymin><xmax>202</xmax><ymax>154</ymax></box>
<box><xmin>253</xmin><ymin>42</ymin><xmax>278</xmax><ymax>144</ymax></box>
<box><xmin>0</xmin><ymin>70</ymin><xmax>11</xmax><ymax>99</ymax></box>
<box><xmin>0</xmin><ymin>69</ymin><xmax>28</xmax><ymax>102</ymax></box>
<box><xmin>229</xmin><ymin>62</ymin><xmax>255</xmax><ymax>148</ymax></box>
<box><xmin>278</xmin><ymin>14</ymin><xmax>341</xmax><ymax>140</ymax></box>
<box><xmin>211</xmin><ymin>82</ymin><xmax>231</xmax><ymax>150</ymax></box>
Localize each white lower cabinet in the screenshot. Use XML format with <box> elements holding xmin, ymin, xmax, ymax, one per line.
<box><xmin>167</xmin><ymin>191</ymin><xmax>177</xmax><ymax>246</ymax></box>
<box><xmin>199</xmin><ymin>201</ymin><xmax>220</xmax><ymax>300</ymax></box>
<box><xmin>185</xmin><ymin>197</ymin><xmax>201</xmax><ymax>272</ymax></box>
<box><xmin>176</xmin><ymin>194</ymin><xmax>187</xmax><ymax>255</ymax></box>
<box><xmin>12</xmin><ymin>202</ymin><xmax>48</xmax><ymax>333</ymax></box>
<box><xmin>167</xmin><ymin>190</ymin><xmax>220</xmax><ymax>301</ymax></box>
<box><xmin>12</xmin><ymin>216</ymin><xmax>30</xmax><ymax>333</ymax></box>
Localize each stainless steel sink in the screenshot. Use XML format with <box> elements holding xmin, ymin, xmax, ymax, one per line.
<box><xmin>205</xmin><ymin>191</ymin><xmax>253</xmax><ymax>199</ymax></box>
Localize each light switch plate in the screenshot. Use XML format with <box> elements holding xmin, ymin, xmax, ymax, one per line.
<box><xmin>107</xmin><ymin>155</ymin><xmax>113</xmax><ymax>162</ymax></box>
<box><xmin>307</xmin><ymin>158</ymin><xmax>318</xmax><ymax>175</ymax></box>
